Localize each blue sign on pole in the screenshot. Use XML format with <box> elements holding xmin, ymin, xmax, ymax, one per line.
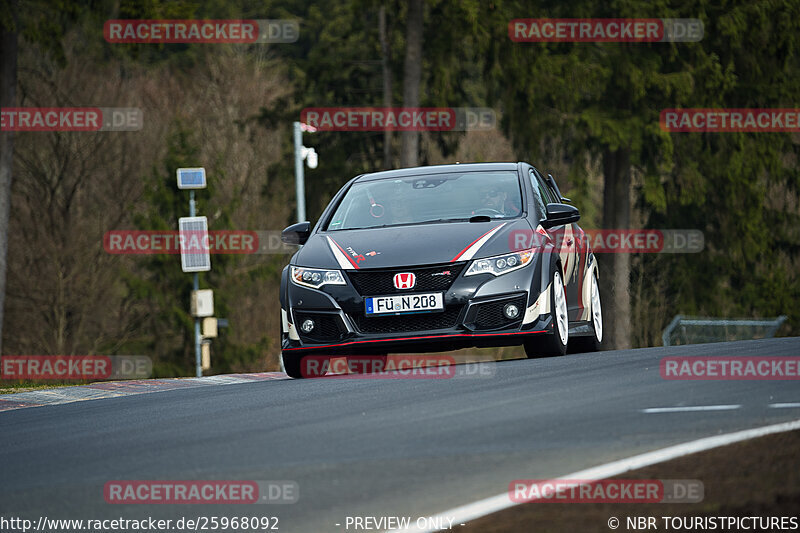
<box><xmin>177</xmin><ymin>167</ymin><xmax>207</xmax><ymax>189</ymax></box>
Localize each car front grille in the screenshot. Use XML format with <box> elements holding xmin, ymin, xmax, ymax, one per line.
<box><xmin>347</xmin><ymin>262</ymin><xmax>466</xmax><ymax>296</ymax></box>
<box><xmin>354</xmin><ymin>306</ymin><xmax>463</xmax><ymax>334</ymax></box>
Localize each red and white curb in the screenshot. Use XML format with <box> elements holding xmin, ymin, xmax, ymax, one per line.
<box><xmin>0</xmin><ymin>373</ymin><xmax>286</xmax><ymax>412</ymax></box>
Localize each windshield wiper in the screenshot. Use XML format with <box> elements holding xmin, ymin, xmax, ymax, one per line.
<box><xmin>403</xmin><ymin>218</ymin><xmax>473</xmax><ymax>226</ymax></box>
<box><xmin>331</xmin><ymin>218</ymin><xmax>477</xmax><ymax>231</ymax></box>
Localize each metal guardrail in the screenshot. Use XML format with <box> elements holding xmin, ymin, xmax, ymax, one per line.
<box><xmin>662</xmin><ymin>315</ymin><xmax>788</xmax><ymax>347</ymax></box>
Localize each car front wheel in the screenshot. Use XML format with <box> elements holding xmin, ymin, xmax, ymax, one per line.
<box><xmin>570</xmin><ymin>270</ymin><xmax>603</xmax><ymax>353</ymax></box>
<box><xmin>524</xmin><ymin>267</ymin><xmax>568</xmax><ymax>358</ymax></box>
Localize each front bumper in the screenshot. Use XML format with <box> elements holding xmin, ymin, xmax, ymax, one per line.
<box><xmin>281</xmin><ymin>260</ymin><xmax>553</xmax><ymax>356</ymax></box>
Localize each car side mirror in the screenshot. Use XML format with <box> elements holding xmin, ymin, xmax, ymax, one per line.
<box><xmin>541</xmin><ymin>203</ymin><xmax>580</xmax><ymax>229</ymax></box>
<box><xmin>281</xmin><ymin>221</ymin><xmax>311</xmax><ymax>245</ymax></box>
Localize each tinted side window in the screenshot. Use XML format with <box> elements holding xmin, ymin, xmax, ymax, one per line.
<box><xmin>528</xmin><ymin>169</ymin><xmax>546</xmax><ymax>220</ymax></box>
<box><xmin>532</xmin><ymin>168</ymin><xmax>555</xmax><ymax>205</ymax></box>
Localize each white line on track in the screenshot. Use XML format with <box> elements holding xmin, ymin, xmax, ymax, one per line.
<box><xmin>385</xmin><ymin>418</ymin><xmax>800</xmax><ymax>533</ymax></box>
<box><xmin>769</xmin><ymin>402</ymin><xmax>800</xmax><ymax>409</ymax></box>
<box><xmin>641</xmin><ymin>405</ymin><xmax>741</xmax><ymax>413</ymax></box>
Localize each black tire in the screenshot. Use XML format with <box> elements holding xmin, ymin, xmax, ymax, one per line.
<box><xmin>569</xmin><ymin>270</ymin><xmax>603</xmax><ymax>353</ymax></box>
<box><xmin>282</xmin><ymin>352</ymin><xmax>329</xmax><ymax>379</ymax></box>
<box><xmin>524</xmin><ymin>267</ymin><xmax>568</xmax><ymax>358</ymax></box>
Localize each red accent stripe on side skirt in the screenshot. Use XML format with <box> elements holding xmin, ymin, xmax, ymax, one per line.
<box><xmin>283</xmin><ymin>330</ymin><xmax>548</xmax><ymax>352</ymax></box>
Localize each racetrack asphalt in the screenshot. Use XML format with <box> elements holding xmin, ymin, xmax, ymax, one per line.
<box><xmin>1</xmin><ymin>337</ymin><xmax>799</xmax><ymax>532</ymax></box>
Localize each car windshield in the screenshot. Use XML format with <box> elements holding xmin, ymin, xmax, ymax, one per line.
<box><xmin>326</xmin><ymin>171</ymin><xmax>522</xmax><ymax>230</ymax></box>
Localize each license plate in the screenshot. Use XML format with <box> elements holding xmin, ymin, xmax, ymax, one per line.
<box><xmin>365</xmin><ymin>292</ymin><xmax>444</xmax><ymax>315</ymax></box>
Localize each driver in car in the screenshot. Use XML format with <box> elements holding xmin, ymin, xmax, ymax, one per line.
<box><xmin>474</xmin><ymin>187</ymin><xmax>520</xmax><ymax>217</ymax></box>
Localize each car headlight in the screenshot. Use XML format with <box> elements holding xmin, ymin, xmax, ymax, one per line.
<box><xmin>465</xmin><ymin>250</ymin><xmax>534</xmax><ymax>276</ymax></box>
<box><xmin>290</xmin><ymin>266</ymin><xmax>346</xmax><ymax>289</ymax></box>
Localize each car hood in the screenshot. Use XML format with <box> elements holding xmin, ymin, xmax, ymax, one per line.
<box><xmin>293</xmin><ymin>219</ymin><xmax>532</xmax><ymax>269</ymax></box>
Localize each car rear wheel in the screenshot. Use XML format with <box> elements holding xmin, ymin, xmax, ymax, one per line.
<box><xmin>524</xmin><ymin>268</ymin><xmax>568</xmax><ymax>358</ymax></box>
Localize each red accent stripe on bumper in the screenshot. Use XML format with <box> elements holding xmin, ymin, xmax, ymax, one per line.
<box><xmin>283</xmin><ymin>330</ymin><xmax>548</xmax><ymax>352</ymax></box>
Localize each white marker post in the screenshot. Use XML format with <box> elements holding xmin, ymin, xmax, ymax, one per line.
<box><xmin>293</xmin><ymin>121</ymin><xmax>318</xmax><ymax>224</ymax></box>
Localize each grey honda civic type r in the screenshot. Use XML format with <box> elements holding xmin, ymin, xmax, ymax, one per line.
<box><xmin>278</xmin><ymin>162</ymin><xmax>603</xmax><ymax>378</ymax></box>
